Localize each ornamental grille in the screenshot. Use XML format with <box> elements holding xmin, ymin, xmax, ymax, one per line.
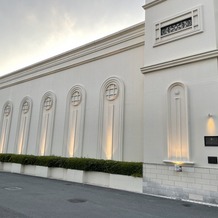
<box><xmin>105</xmin><ymin>83</ymin><xmax>118</xmax><ymax>101</ymax></box>
<box><xmin>71</xmin><ymin>91</ymin><xmax>81</xmax><ymax>106</ymax></box>
<box><xmin>4</xmin><ymin>104</ymin><xmax>11</xmax><ymax>117</ymax></box>
<box><xmin>22</xmin><ymin>101</ymin><xmax>29</xmax><ymax>114</ymax></box>
<box><xmin>44</xmin><ymin>97</ymin><xmax>53</xmax><ymax>111</ymax></box>
<box><xmin>161</xmin><ymin>17</ymin><xmax>192</xmax><ymax>36</ymax></box>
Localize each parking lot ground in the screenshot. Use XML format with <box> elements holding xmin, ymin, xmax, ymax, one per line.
<box><xmin>0</xmin><ymin>172</ymin><xmax>218</xmax><ymax>218</ymax></box>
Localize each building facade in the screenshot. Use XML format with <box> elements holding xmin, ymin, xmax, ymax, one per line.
<box><xmin>142</xmin><ymin>0</ymin><xmax>218</xmax><ymax>204</ymax></box>
<box><xmin>1</xmin><ymin>0</ymin><xmax>218</xmax><ymax>204</ymax></box>
<box><xmin>0</xmin><ymin>22</ymin><xmax>145</xmax><ymax>162</ymax></box>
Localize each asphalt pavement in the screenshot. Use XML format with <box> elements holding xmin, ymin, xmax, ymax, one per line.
<box><xmin>0</xmin><ymin>172</ymin><xmax>218</xmax><ymax>218</ymax></box>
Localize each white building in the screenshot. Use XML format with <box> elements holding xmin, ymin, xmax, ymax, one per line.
<box><xmin>1</xmin><ymin>0</ymin><xmax>218</xmax><ymax>204</ymax></box>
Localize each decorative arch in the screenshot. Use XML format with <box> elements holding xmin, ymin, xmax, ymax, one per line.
<box><xmin>36</xmin><ymin>91</ymin><xmax>56</xmax><ymax>156</ymax></box>
<box><xmin>0</xmin><ymin>101</ymin><xmax>13</xmax><ymax>153</ymax></box>
<box><xmin>63</xmin><ymin>85</ymin><xmax>86</xmax><ymax>157</ymax></box>
<box><xmin>97</xmin><ymin>76</ymin><xmax>124</xmax><ymax>161</ymax></box>
<box><xmin>167</xmin><ymin>82</ymin><xmax>189</xmax><ymax>162</ymax></box>
<box><xmin>15</xmin><ymin>96</ymin><xmax>32</xmax><ymax>154</ymax></box>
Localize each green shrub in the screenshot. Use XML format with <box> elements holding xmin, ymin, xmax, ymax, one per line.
<box><xmin>0</xmin><ymin>154</ymin><xmax>142</xmax><ymax>177</ymax></box>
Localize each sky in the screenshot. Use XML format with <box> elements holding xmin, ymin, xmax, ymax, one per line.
<box><xmin>0</xmin><ymin>0</ymin><xmax>145</xmax><ymax>76</ymax></box>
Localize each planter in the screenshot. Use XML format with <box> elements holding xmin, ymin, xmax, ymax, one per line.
<box><xmin>0</xmin><ymin>162</ymin><xmax>143</xmax><ymax>193</ymax></box>
<box><xmin>3</xmin><ymin>163</ymin><xmax>12</xmax><ymax>172</ymax></box>
<box><xmin>35</xmin><ymin>166</ymin><xmax>49</xmax><ymax>178</ymax></box>
<box><xmin>11</xmin><ymin>163</ymin><xmax>23</xmax><ymax>174</ymax></box>
<box><xmin>84</xmin><ymin>172</ymin><xmax>110</xmax><ymax>187</ymax></box>
<box><xmin>65</xmin><ymin>169</ymin><xmax>84</xmax><ymax>183</ymax></box>
<box><xmin>110</xmin><ymin>174</ymin><xmax>142</xmax><ymax>193</ymax></box>
<box><xmin>49</xmin><ymin>167</ymin><xmax>66</xmax><ymax>180</ymax></box>
<box><xmin>23</xmin><ymin>165</ymin><xmax>36</xmax><ymax>176</ymax></box>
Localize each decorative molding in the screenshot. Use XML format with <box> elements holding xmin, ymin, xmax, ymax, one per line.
<box><xmin>143</xmin><ymin>0</ymin><xmax>166</xmax><ymax>10</ymax></box>
<box><xmin>15</xmin><ymin>96</ymin><xmax>32</xmax><ymax>154</ymax></box>
<box><xmin>36</xmin><ymin>91</ymin><xmax>56</xmax><ymax>156</ymax></box>
<box><xmin>154</xmin><ymin>5</ymin><xmax>203</xmax><ymax>46</ymax></box>
<box><xmin>0</xmin><ymin>23</ymin><xmax>144</xmax><ymax>90</ymax></box>
<box><xmin>0</xmin><ymin>101</ymin><xmax>13</xmax><ymax>153</ymax></box>
<box><xmin>63</xmin><ymin>85</ymin><xmax>86</xmax><ymax>158</ymax></box>
<box><xmin>141</xmin><ymin>49</ymin><xmax>218</xmax><ymax>74</ymax></box>
<box><xmin>167</xmin><ymin>82</ymin><xmax>189</xmax><ymax>162</ymax></box>
<box><xmin>97</xmin><ymin>76</ymin><xmax>124</xmax><ymax>161</ymax></box>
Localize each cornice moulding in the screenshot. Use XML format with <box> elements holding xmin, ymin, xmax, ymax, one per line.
<box><xmin>143</xmin><ymin>0</ymin><xmax>167</xmax><ymax>10</ymax></box>
<box><xmin>141</xmin><ymin>49</ymin><xmax>218</xmax><ymax>74</ymax></box>
<box><xmin>0</xmin><ymin>22</ymin><xmax>145</xmax><ymax>90</ymax></box>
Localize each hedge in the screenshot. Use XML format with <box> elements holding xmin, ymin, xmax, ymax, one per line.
<box><xmin>0</xmin><ymin>154</ymin><xmax>142</xmax><ymax>177</ymax></box>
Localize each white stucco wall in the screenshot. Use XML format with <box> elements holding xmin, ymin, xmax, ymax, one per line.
<box><xmin>143</xmin><ymin>58</ymin><xmax>218</xmax><ymax>167</ymax></box>
<box><xmin>142</xmin><ymin>0</ymin><xmax>218</xmax><ymax>204</ymax></box>
<box><xmin>0</xmin><ymin>23</ymin><xmax>144</xmax><ymax>162</ymax></box>
<box><xmin>142</xmin><ymin>0</ymin><xmax>218</xmax><ymax>167</ymax></box>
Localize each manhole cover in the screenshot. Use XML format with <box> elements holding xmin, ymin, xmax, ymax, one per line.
<box><xmin>182</xmin><ymin>203</ymin><xmax>191</xmax><ymax>207</ymax></box>
<box><xmin>4</xmin><ymin>187</ymin><xmax>22</xmax><ymax>191</ymax></box>
<box><xmin>68</xmin><ymin>198</ymin><xmax>87</xmax><ymax>203</ymax></box>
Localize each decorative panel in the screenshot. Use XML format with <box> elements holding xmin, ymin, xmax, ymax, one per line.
<box><xmin>97</xmin><ymin>77</ymin><xmax>124</xmax><ymax>161</ymax></box>
<box><xmin>63</xmin><ymin>85</ymin><xmax>86</xmax><ymax>157</ymax></box>
<box><xmin>167</xmin><ymin>82</ymin><xmax>189</xmax><ymax>162</ymax></box>
<box><xmin>0</xmin><ymin>101</ymin><xmax>13</xmax><ymax>153</ymax></box>
<box><xmin>154</xmin><ymin>6</ymin><xmax>203</xmax><ymax>46</ymax></box>
<box><xmin>15</xmin><ymin>97</ymin><xmax>32</xmax><ymax>154</ymax></box>
<box><xmin>37</xmin><ymin>92</ymin><xmax>56</xmax><ymax>156</ymax></box>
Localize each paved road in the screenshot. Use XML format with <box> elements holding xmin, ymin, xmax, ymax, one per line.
<box><xmin>0</xmin><ymin>172</ymin><xmax>218</xmax><ymax>218</ymax></box>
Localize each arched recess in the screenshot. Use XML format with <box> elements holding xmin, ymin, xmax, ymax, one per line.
<box><xmin>63</xmin><ymin>85</ymin><xmax>86</xmax><ymax>157</ymax></box>
<box><xmin>0</xmin><ymin>101</ymin><xmax>13</xmax><ymax>153</ymax></box>
<box><xmin>15</xmin><ymin>97</ymin><xmax>32</xmax><ymax>154</ymax></box>
<box><xmin>97</xmin><ymin>76</ymin><xmax>124</xmax><ymax>161</ymax></box>
<box><xmin>167</xmin><ymin>82</ymin><xmax>189</xmax><ymax>162</ymax></box>
<box><xmin>37</xmin><ymin>91</ymin><xmax>56</xmax><ymax>156</ymax></box>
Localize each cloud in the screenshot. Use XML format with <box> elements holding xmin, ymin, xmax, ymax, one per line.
<box><xmin>0</xmin><ymin>0</ymin><xmax>144</xmax><ymax>75</ymax></box>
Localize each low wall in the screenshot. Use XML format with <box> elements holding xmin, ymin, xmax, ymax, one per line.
<box><xmin>143</xmin><ymin>163</ymin><xmax>218</xmax><ymax>204</ymax></box>
<box><xmin>0</xmin><ymin>162</ymin><xmax>142</xmax><ymax>193</ymax></box>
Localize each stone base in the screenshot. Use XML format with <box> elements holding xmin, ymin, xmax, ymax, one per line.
<box><xmin>143</xmin><ymin>163</ymin><xmax>218</xmax><ymax>204</ymax></box>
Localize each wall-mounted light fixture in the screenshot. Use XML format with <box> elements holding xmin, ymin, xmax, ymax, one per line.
<box><xmin>175</xmin><ymin>164</ymin><xmax>182</xmax><ymax>172</ymax></box>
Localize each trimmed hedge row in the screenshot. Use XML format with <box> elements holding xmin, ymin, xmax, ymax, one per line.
<box><xmin>0</xmin><ymin>154</ymin><xmax>142</xmax><ymax>177</ymax></box>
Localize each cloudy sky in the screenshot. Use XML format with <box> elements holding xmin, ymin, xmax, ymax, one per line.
<box><xmin>0</xmin><ymin>0</ymin><xmax>144</xmax><ymax>76</ymax></box>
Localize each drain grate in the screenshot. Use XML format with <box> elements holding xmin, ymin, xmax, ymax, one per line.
<box><xmin>4</xmin><ymin>187</ymin><xmax>22</xmax><ymax>191</ymax></box>
<box><xmin>68</xmin><ymin>198</ymin><xmax>87</xmax><ymax>203</ymax></box>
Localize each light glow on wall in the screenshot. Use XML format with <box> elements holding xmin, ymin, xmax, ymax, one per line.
<box><xmin>207</xmin><ymin>116</ymin><xmax>216</xmax><ymax>135</ymax></box>
<box><xmin>105</xmin><ymin>105</ymin><xmax>114</xmax><ymax>160</ymax></box>
<box><xmin>167</xmin><ymin>83</ymin><xmax>189</xmax><ymax>162</ymax></box>
<box><xmin>17</xmin><ymin>118</ymin><xmax>27</xmax><ymax>154</ymax></box>
<box><xmin>40</xmin><ymin>114</ymin><xmax>49</xmax><ymax>156</ymax></box>
<box><xmin>0</xmin><ymin>120</ymin><xmax>8</xmax><ymax>153</ymax></box>
<box><xmin>68</xmin><ymin>110</ymin><xmax>77</xmax><ymax>157</ymax></box>
<box><xmin>106</xmin><ymin>134</ymin><xmax>113</xmax><ymax>160</ymax></box>
<box><xmin>18</xmin><ymin>134</ymin><xmax>24</xmax><ymax>154</ymax></box>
